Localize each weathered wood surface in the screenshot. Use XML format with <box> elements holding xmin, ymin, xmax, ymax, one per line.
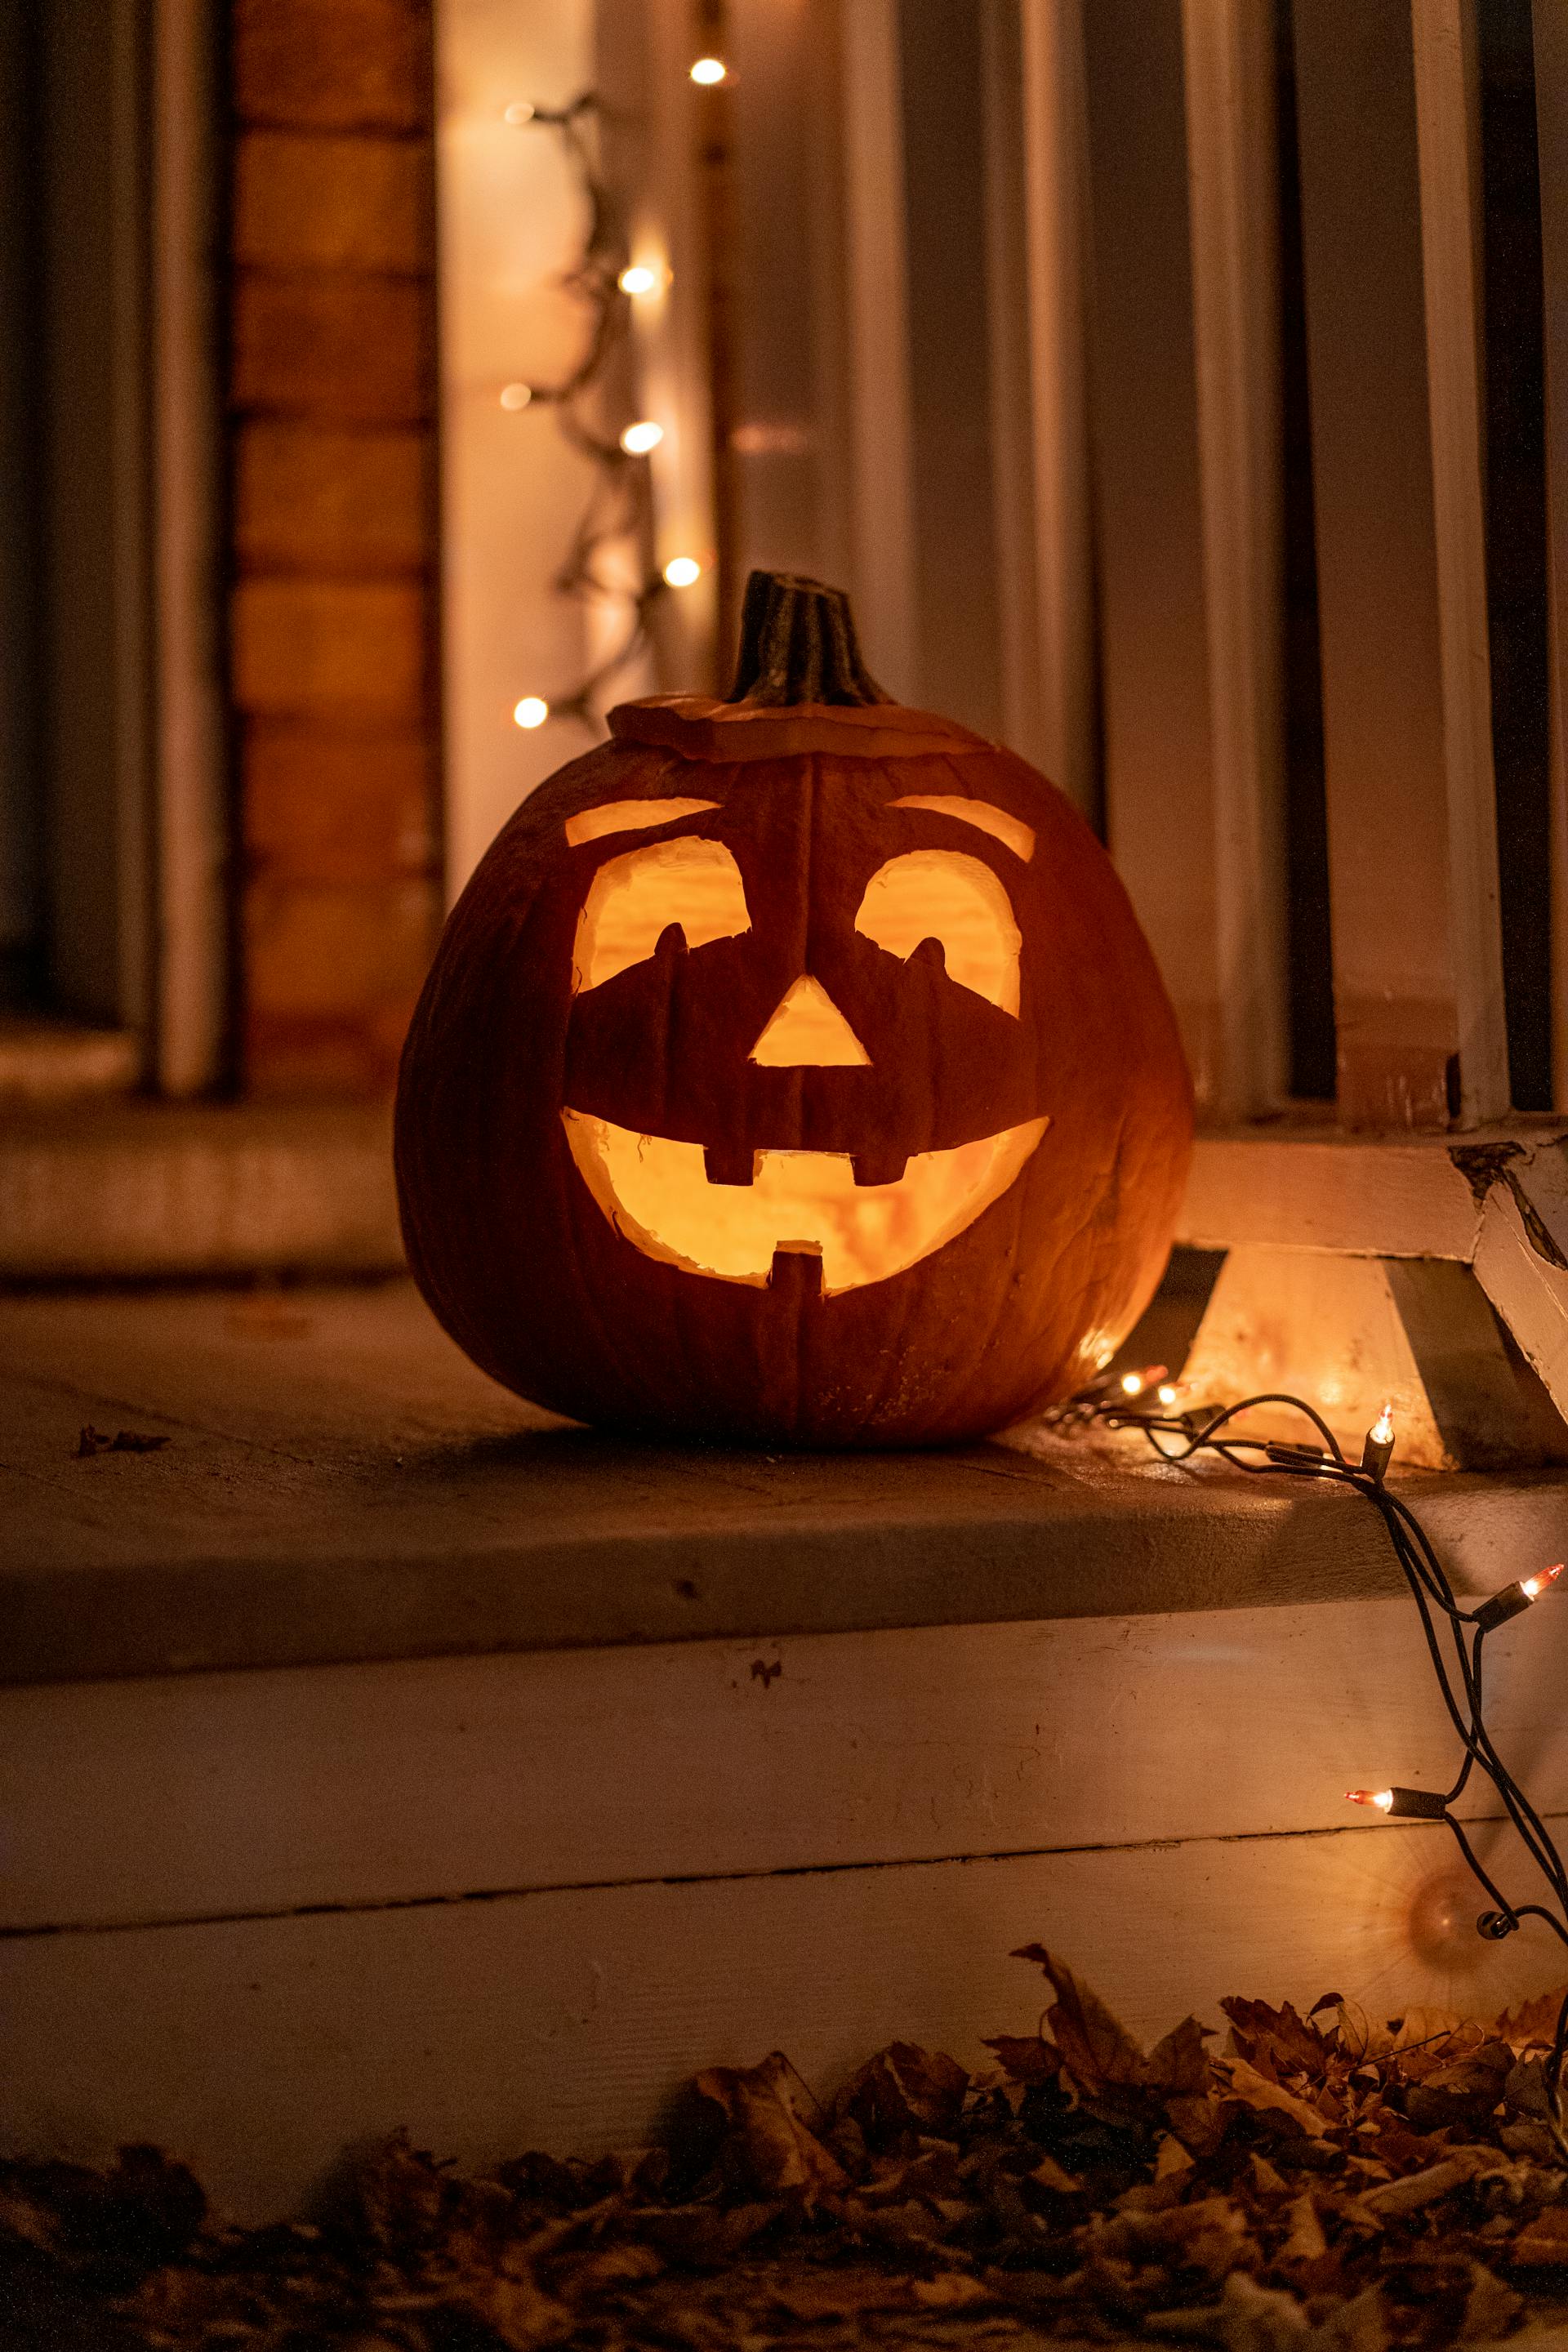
<box><xmin>8</xmin><ymin>1278</ymin><xmax>1566</xmax><ymax>1688</ymax></box>
<box><xmin>0</xmin><ymin>1100</ymin><xmax>401</xmax><ymax>1278</ymax></box>
<box><xmin>1177</xmin><ymin>1122</ymin><xmax>1568</xmax><ymax>1259</ymax></box>
<box><xmin>6</xmin><ymin>1820</ymin><xmax>1563</xmax><ymax>2223</ymax></box>
<box><xmin>7</xmin><ymin>1588</ymin><xmax>1566</xmax><ymax>1935</ymax></box>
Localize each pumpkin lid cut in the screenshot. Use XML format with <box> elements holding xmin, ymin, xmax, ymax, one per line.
<box><xmin>608</xmin><ymin>570</ymin><xmax>995</xmax><ymax>764</ymax></box>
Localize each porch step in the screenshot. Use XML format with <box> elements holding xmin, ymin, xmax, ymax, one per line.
<box><xmin>2</xmin><ymin>1281</ymin><xmax>1566</xmax><ymax>2220</ymax></box>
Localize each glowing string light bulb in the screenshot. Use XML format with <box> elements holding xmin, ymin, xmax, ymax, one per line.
<box><xmin>618</xmin><ymin>265</ymin><xmax>660</xmax><ymax>297</ymax></box>
<box><xmin>1120</xmin><ymin>1371</ymin><xmax>1144</xmax><ymax>1397</ymax></box>
<box><xmin>1157</xmin><ymin>1383</ymin><xmax>1178</xmax><ymax>1407</ymax></box>
<box><xmin>1473</xmin><ymin>1558</ymin><xmax>1564</xmax><ymax>1631</ymax></box>
<box><xmin>513</xmin><ymin>697</ymin><xmax>549</xmax><ymax>730</ymax></box>
<box><xmin>662</xmin><ymin>556</ymin><xmax>702</xmax><ymax>589</ymax></box>
<box><xmin>499</xmin><ymin>382</ymin><xmax>532</xmax><ymax>412</ymax></box>
<box><xmin>620</xmin><ymin>420</ymin><xmax>664</xmax><ymax>455</ymax></box>
<box><xmin>503</xmin><ymin>100</ymin><xmax>535</xmax><ymax>124</ymax></box>
<box><xmin>690</xmin><ymin>56</ymin><xmax>728</xmax><ymax>84</ymax></box>
<box><xmin>1361</xmin><ymin>1401</ymin><xmax>1396</xmax><ymax>1481</ymax></box>
<box><xmin>1346</xmin><ymin>1784</ymin><xmax>1448</xmax><ymax>1820</ymax></box>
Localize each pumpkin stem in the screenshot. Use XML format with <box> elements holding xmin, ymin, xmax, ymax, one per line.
<box><xmin>724</xmin><ymin>571</ymin><xmax>893</xmax><ymax>707</ymax></box>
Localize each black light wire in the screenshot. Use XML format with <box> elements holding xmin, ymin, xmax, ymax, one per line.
<box><xmin>1052</xmin><ymin>1376</ymin><xmax>1568</xmax><ymax>2159</ymax></box>
<box><xmin>506</xmin><ymin>94</ymin><xmax>675</xmax><ymax>732</ymax></box>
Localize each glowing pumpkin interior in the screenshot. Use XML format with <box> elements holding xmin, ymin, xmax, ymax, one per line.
<box><xmin>561</xmin><ymin>795</ymin><xmax>1048</xmax><ymax>1294</ymax></box>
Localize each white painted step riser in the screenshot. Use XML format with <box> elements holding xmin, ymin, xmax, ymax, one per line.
<box><xmin>4</xmin><ymin>1825</ymin><xmax>1564</xmax><ymax>2225</ymax></box>
<box><xmin>5</xmin><ymin>1599</ymin><xmax>1566</xmax><ymax>1932</ymax></box>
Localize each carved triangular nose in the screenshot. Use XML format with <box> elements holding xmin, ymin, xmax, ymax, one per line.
<box><xmin>748</xmin><ymin>975</ymin><xmax>871</xmax><ymax>1066</ymax></box>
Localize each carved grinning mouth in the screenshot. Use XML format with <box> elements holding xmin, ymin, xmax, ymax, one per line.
<box><xmin>560</xmin><ymin>1109</ymin><xmax>1049</xmax><ymax>1294</ymax></box>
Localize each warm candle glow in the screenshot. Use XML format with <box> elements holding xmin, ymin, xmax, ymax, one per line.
<box><xmin>499</xmin><ymin>382</ymin><xmax>532</xmax><ymax>412</ymax></box>
<box><xmin>513</xmin><ymin>697</ymin><xmax>549</xmax><ymax>730</ymax></box>
<box><xmin>662</xmin><ymin>556</ymin><xmax>702</xmax><ymax>589</ymax></box>
<box><xmin>620</xmin><ymin>421</ymin><xmax>664</xmax><ymax>455</ymax></box>
<box><xmin>689</xmin><ymin>56</ymin><xmax>728</xmax><ymax>84</ymax></box>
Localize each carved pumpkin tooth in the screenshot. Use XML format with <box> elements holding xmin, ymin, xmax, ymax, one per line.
<box><xmin>703</xmin><ymin>1145</ymin><xmax>756</xmax><ymax>1187</ymax></box>
<box><xmin>853</xmin><ymin>1152</ymin><xmax>909</xmax><ymax>1187</ymax></box>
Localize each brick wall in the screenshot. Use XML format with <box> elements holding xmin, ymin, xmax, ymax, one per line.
<box><xmin>229</xmin><ymin>0</ymin><xmax>441</xmax><ymax>1095</ymax></box>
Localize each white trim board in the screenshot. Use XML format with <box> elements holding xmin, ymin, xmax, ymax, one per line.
<box><xmin>5</xmin><ymin>1822</ymin><xmax>1563</xmax><ymax>2225</ymax></box>
<box><xmin>5</xmin><ymin>1599</ymin><xmax>1566</xmax><ymax>1936</ymax></box>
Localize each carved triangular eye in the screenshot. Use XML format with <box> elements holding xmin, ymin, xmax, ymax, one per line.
<box><xmin>909</xmin><ymin>935</ymin><xmax>947</xmax><ymax>973</ymax></box>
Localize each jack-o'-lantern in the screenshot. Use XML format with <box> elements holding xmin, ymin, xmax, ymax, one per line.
<box><xmin>395</xmin><ymin>572</ymin><xmax>1192</xmax><ymax>1446</ymax></box>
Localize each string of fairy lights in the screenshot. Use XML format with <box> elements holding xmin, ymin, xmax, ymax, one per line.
<box><xmin>1051</xmin><ymin>1370</ymin><xmax>1568</xmax><ymax>2158</ymax></box>
<box><xmin>502</xmin><ymin>52</ymin><xmax>729</xmax><ymax>737</ymax></box>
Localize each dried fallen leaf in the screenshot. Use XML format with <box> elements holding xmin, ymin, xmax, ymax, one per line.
<box><xmin>1510</xmin><ymin>2205</ymin><xmax>1568</xmax><ymax>2268</ymax></box>
<box><xmin>980</xmin><ymin>2031</ymin><xmax>1062</xmax><ymax>2087</ymax></box>
<box><xmin>1013</xmin><ymin>1943</ymin><xmax>1210</xmax><ymax>2108</ymax></box>
<box><xmin>1494</xmin><ymin>1984</ymin><xmax>1568</xmax><ymax>2052</ymax></box>
<box><xmin>835</xmin><ymin>2041</ymin><xmax>968</xmax><ymax>2145</ymax></box>
<box><xmin>1276</xmin><ymin>2191</ymin><xmax>1329</xmax><ymax>2267</ymax></box>
<box><xmin>1223</xmin><ymin>1997</ymin><xmax>1338</xmax><ymax>2085</ymax></box>
<box><xmin>75</xmin><ymin>1427</ymin><xmax>171</xmax><ymax>1458</ymax></box>
<box><xmin>1360</xmin><ymin>2153</ymin><xmax>1488</xmax><ymax>2216</ymax></box>
<box><xmin>1013</xmin><ymin>1942</ymin><xmax>1150</xmax><ymax>2093</ymax></box>
<box><xmin>1216</xmin><ymin>2055</ymin><xmax>1330</xmax><ymax>2137</ymax></box>
<box><xmin>692</xmin><ymin>2051</ymin><xmax>848</xmax><ymax>2203</ymax></box>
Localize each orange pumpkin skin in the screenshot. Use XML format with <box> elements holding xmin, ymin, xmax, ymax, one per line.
<box><xmin>395</xmin><ymin>593</ymin><xmax>1192</xmax><ymax>1447</ymax></box>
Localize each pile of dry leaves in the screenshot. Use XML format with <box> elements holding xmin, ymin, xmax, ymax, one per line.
<box><xmin>4</xmin><ymin>1949</ymin><xmax>1568</xmax><ymax>2352</ymax></box>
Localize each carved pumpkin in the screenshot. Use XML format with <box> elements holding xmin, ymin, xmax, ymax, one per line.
<box><xmin>395</xmin><ymin>572</ymin><xmax>1192</xmax><ymax>1446</ymax></box>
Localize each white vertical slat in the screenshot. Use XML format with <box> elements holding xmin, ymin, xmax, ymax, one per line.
<box><xmin>152</xmin><ymin>0</ymin><xmax>228</xmax><ymax>1094</ymax></box>
<box><xmin>1411</xmin><ymin>0</ymin><xmax>1509</xmax><ymax>1121</ymax></box>
<box><xmin>1017</xmin><ymin>0</ymin><xmax>1093</xmax><ymax>808</ymax></box>
<box><xmin>1181</xmin><ymin>0</ymin><xmax>1287</xmax><ymax>1114</ymax></box>
<box><xmin>1080</xmin><ymin>0</ymin><xmax>1285</xmax><ymax>1116</ymax></box>
<box><xmin>1290</xmin><ymin>0</ymin><xmax>1507</xmax><ymax>1129</ymax></box>
<box><xmin>981</xmin><ymin>0</ymin><xmax>1045</xmax><ymax>772</ymax></box>
<box><xmin>1532</xmin><ymin>0</ymin><xmax>1568</xmax><ymax>1112</ymax></box>
<box><xmin>838</xmin><ymin>0</ymin><xmax>917</xmax><ymax>702</ymax></box>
